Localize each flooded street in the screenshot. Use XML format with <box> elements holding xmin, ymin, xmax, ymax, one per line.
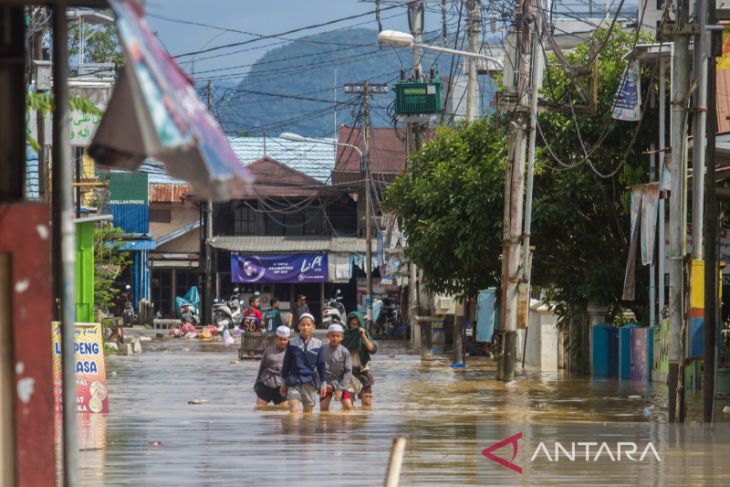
<box><xmin>78</xmin><ymin>337</ymin><xmax>730</xmax><ymax>486</ymax></box>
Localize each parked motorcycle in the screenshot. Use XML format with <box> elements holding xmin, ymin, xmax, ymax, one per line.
<box><xmin>212</xmin><ymin>299</ymin><xmax>236</xmax><ymax>334</ymax></box>
<box><xmin>180</xmin><ymin>303</ymin><xmax>199</xmax><ymax>327</ymax></box>
<box><xmin>122</xmin><ymin>284</ymin><xmax>137</xmax><ymax>327</ymax></box>
<box><xmin>322</xmin><ymin>289</ymin><xmax>346</xmax><ymax>328</ymax></box>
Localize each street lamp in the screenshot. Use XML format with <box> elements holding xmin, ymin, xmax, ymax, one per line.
<box><xmin>279</xmin><ymin>132</ymin><xmax>374</xmax><ymax>321</ymax></box>
<box><xmin>377</xmin><ymin>30</ymin><xmax>504</xmax><ymax>70</ymax></box>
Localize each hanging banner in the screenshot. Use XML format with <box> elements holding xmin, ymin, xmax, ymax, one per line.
<box><xmin>612</xmin><ymin>60</ymin><xmax>642</xmax><ymax>121</ymax></box>
<box><xmin>622</xmin><ymin>189</ymin><xmax>642</xmax><ymax>301</ymax></box>
<box><xmin>52</xmin><ymin>322</ymin><xmax>109</xmax><ymax>413</ymax></box>
<box><xmin>231</xmin><ymin>253</ymin><xmax>328</xmax><ymax>283</ymax></box>
<box><xmin>640</xmin><ymin>184</ymin><xmax>660</xmax><ymax>266</ymax></box>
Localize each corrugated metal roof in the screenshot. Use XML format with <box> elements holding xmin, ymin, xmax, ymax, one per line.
<box><xmin>209</xmin><ymin>236</ymin><xmax>375</xmax><ymax>253</ymax></box>
<box><xmin>133</xmin><ymin>136</ymin><xmax>336</xmax><ymax>186</ymax></box>
<box><xmin>229</xmin><ymin>136</ymin><xmax>336</xmax><ymax>183</ymax></box>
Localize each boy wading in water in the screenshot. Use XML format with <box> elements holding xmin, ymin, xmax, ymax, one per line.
<box><xmin>320</xmin><ymin>323</ymin><xmax>354</xmax><ymax>412</ymax></box>
<box><xmin>254</xmin><ymin>326</ymin><xmax>291</xmax><ymax>408</ymax></box>
<box><xmin>280</xmin><ymin>313</ymin><xmax>327</xmax><ymax>414</ymax></box>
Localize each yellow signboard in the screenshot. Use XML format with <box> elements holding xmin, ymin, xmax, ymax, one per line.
<box><xmin>52</xmin><ymin>322</ymin><xmax>109</xmax><ymax>413</ymax></box>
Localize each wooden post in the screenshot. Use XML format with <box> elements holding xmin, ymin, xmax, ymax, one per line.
<box><xmin>384</xmin><ymin>437</ymin><xmax>407</xmax><ymax>487</ymax></box>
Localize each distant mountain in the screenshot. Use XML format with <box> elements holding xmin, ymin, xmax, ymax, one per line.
<box><xmin>218</xmin><ymin>28</ymin><xmax>496</xmax><ymax>137</ymax></box>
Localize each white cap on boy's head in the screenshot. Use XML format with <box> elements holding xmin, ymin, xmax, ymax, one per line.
<box><xmin>328</xmin><ymin>323</ymin><xmax>344</xmax><ymax>334</ymax></box>
<box><xmin>298</xmin><ymin>312</ymin><xmax>315</xmax><ymax>324</ymax></box>
<box><xmin>275</xmin><ymin>326</ymin><xmax>291</xmax><ymax>338</ymax></box>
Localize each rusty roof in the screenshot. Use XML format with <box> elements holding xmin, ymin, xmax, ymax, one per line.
<box><xmin>333</xmin><ymin>126</ymin><xmax>407</xmax><ymax>183</ymax></box>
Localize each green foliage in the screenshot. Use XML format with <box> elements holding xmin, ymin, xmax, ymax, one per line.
<box><xmin>94</xmin><ymin>224</ymin><xmax>131</xmax><ymax>312</ymax></box>
<box><xmin>384</xmin><ymin>117</ymin><xmax>507</xmax><ymax>297</ymax></box>
<box><xmin>69</xmin><ymin>20</ymin><xmax>125</xmax><ymax>66</ymax></box>
<box><xmin>533</xmin><ymin>27</ymin><xmax>656</xmax><ymax>321</ymax></box>
<box><xmin>385</xmin><ymin>27</ymin><xmax>657</xmax><ymax>330</ymax></box>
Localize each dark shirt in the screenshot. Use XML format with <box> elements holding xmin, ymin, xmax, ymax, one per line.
<box><xmin>292</xmin><ymin>302</ymin><xmax>309</xmax><ymax>325</ymax></box>
<box><xmin>281</xmin><ymin>335</ymin><xmax>327</xmax><ymax>388</ymax></box>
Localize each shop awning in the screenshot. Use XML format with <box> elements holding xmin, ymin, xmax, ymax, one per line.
<box><xmin>209</xmin><ymin>236</ymin><xmax>376</xmax><ymax>254</ymax></box>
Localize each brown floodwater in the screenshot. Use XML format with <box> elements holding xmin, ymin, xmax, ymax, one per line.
<box><xmin>77</xmin><ymin>337</ymin><xmax>730</xmax><ymax>486</ymax></box>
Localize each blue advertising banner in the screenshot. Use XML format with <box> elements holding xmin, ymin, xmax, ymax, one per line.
<box><xmin>231</xmin><ymin>253</ymin><xmax>328</xmax><ymax>283</ymax></box>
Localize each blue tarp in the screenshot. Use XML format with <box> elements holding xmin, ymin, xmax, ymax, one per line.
<box><xmin>476</xmin><ymin>288</ymin><xmax>498</xmax><ymax>343</ymax></box>
<box><xmin>175</xmin><ymin>286</ymin><xmax>200</xmax><ymax>317</ymax></box>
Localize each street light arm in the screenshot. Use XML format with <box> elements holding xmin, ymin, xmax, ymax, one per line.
<box><xmin>279</xmin><ymin>132</ymin><xmax>363</xmax><ymax>158</ymax></box>
<box><xmin>413</xmin><ymin>43</ymin><xmax>503</xmax><ymax>68</ymax></box>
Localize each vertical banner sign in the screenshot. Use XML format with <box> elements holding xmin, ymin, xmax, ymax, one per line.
<box><xmin>52</xmin><ymin>323</ymin><xmax>109</xmax><ymax>413</ymax></box>
<box><xmin>612</xmin><ymin>60</ymin><xmax>642</xmax><ymax>121</ymax></box>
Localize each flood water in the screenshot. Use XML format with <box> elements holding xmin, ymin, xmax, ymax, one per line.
<box><xmin>77</xmin><ymin>336</ymin><xmax>730</xmax><ymax>486</ymax></box>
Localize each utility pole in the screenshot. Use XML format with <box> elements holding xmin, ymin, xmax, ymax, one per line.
<box><xmin>703</xmin><ymin>0</ymin><xmax>719</xmax><ymax>424</ymax></box>
<box><xmin>692</xmin><ymin>0</ymin><xmax>709</xmax><ymax>259</ymax></box>
<box><xmin>466</xmin><ymin>0</ymin><xmax>480</xmax><ymax>122</ymax></box>
<box><xmin>203</xmin><ymin>79</ymin><xmax>214</xmax><ymax>325</ymax></box>
<box><xmin>344</xmin><ymin>81</ymin><xmax>388</xmax><ymax>322</ymax></box>
<box><xmin>496</xmin><ymin>0</ymin><xmax>533</xmax><ymax>381</ymax></box>
<box><xmin>407</xmin><ymin>1</ymin><xmax>424</xmax><ymax>351</ymax></box>
<box><xmin>667</xmin><ymin>0</ymin><xmax>691</xmax><ymax>423</ymax></box>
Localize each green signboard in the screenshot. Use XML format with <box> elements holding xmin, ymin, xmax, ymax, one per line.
<box><xmin>106</xmin><ymin>172</ymin><xmax>149</xmax><ymax>205</ymax></box>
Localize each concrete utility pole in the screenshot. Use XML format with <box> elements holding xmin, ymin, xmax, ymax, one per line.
<box><xmin>667</xmin><ymin>0</ymin><xmax>691</xmax><ymax>423</ymax></box>
<box><xmin>466</xmin><ymin>0</ymin><xmax>481</xmax><ymax>122</ymax></box>
<box><xmin>703</xmin><ymin>0</ymin><xmax>719</xmax><ymax>424</ymax></box>
<box><xmin>497</xmin><ymin>0</ymin><xmax>533</xmax><ymax>381</ymax></box>
<box><xmin>203</xmin><ymin>79</ymin><xmax>214</xmax><ymax>324</ymax></box>
<box><xmin>344</xmin><ymin>81</ymin><xmax>388</xmax><ymax>322</ymax></box>
<box><xmin>691</xmin><ymin>0</ymin><xmax>709</xmax><ymax>260</ymax></box>
<box><xmin>407</xmin><ymin>1</ymin><xmax>424</xmax><ymax>350</ymax></box>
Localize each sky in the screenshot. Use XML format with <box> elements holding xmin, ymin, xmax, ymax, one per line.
<box><xmin>145</xmin><ymin>0</ymin><xmax>451</xmax><ymax>84</ymax></box>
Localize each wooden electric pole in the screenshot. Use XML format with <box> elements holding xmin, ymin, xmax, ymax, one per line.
<box><xmin>344</xmin><ymin>81</ymin><xmax>388</xmax><ymax>321</ymax></box>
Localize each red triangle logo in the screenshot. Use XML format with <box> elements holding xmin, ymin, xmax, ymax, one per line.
<box><xmin>481</xmin><ymin>432</ymin><xmax>523</xmax><ymax>474</ymax></box>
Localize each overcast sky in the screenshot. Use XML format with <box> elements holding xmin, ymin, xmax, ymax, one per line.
<box><xmin>145</xmin><ymin>0</ymin><xmax>448</xmax><ymax>83</ymax></box>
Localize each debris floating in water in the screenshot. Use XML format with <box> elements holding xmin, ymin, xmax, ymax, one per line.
<box><xmin>148</xmin><ymin>441</ymin><xmax>162</xmax><ymax>447</ymax></box>
<box><xmin>628</xmin><ymin>395</ymin><xmax>641</xmax><ymax>400</ymax></box>
<box><xmin>188</xmin><ymin>399</ymin><xmax>208</xmax><ymax>405</ymax></box>
<box><xmin>229</xmin><ymin>360</ymin><xmax>240</xmax><ymax>365</ymax></box>
<box><xmin>723</xmin><ymin>406</ymin><xmax>730</xmax><ymax>414</ymax></box>
<box><xmin>642</xmin><ymin>407</ymin><xmax>651</xmax><ymax>417</ymax></box>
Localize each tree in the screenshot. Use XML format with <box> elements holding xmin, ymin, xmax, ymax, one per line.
<box><xmin>385</xmin><ymin>27</ymin><xmax>656</xmax><ymax>372</ymax></box>
<box><xmin>69</xmin><ymin>15</ymin><xmax>125</xmax><ymax>67</ymax></box>
<box><xmin>93</xmin><ymin>223</ymin><xmax>131</xmax><ymax>313</ymax></box>
<box><xmin>383</xmin><ymin>117</ymin><xmax>507</xmax><ymax>298</ymax></box>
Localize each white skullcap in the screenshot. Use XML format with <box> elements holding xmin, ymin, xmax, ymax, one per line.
<box><xmin>328</xmin><ymin>323</ymin><xmax>344</xmax><ymax>334</ymax></box>
<box><xmin>276</xmin><ymin>326</ymin><xmax>291</xmax><ymax>338</ymax></box>
<box><xmin>298</xmin><ymin>312</ymin><xmax>315</xmax><ymax>324</ymax></box>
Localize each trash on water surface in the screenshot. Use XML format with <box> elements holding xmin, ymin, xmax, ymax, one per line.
<box><xmin>628</xmin><ymin>395</ymin><xmax>641</xmax><ymax>400</ymax></box>
<box><xmin>148</xmin><ymin>441</ymin><xmax>162</xmax><ymax>447</ymax></box>
<box><xmin>229</xmin><ymin>360</ymin><xmax>240</xmax><ymax>365</ymax></box>
<box><xmin>723</xmin><ymin>406</ymin><xmax>730</xmax><ymax>414</ymax></box>
<box><xmin>188</xmin><ymin>399</ymin><xmax>208</xmax><ymax>405</ymax></box>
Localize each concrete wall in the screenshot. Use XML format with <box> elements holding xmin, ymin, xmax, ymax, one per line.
<box><xmin>524</xmin><ymin>300</ymin><xmax>560</xmax><ymax>371</ymax></box>
<box><xmin>149</xmin><ymin>201</ymin><xmax>198</xmax><ymax>241</ymax></box>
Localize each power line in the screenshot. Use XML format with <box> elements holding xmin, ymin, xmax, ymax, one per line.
<box><xmin>170</xmin><ymin>6</ymin><xmax>399</xmax><ymax>59</ymax></box>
